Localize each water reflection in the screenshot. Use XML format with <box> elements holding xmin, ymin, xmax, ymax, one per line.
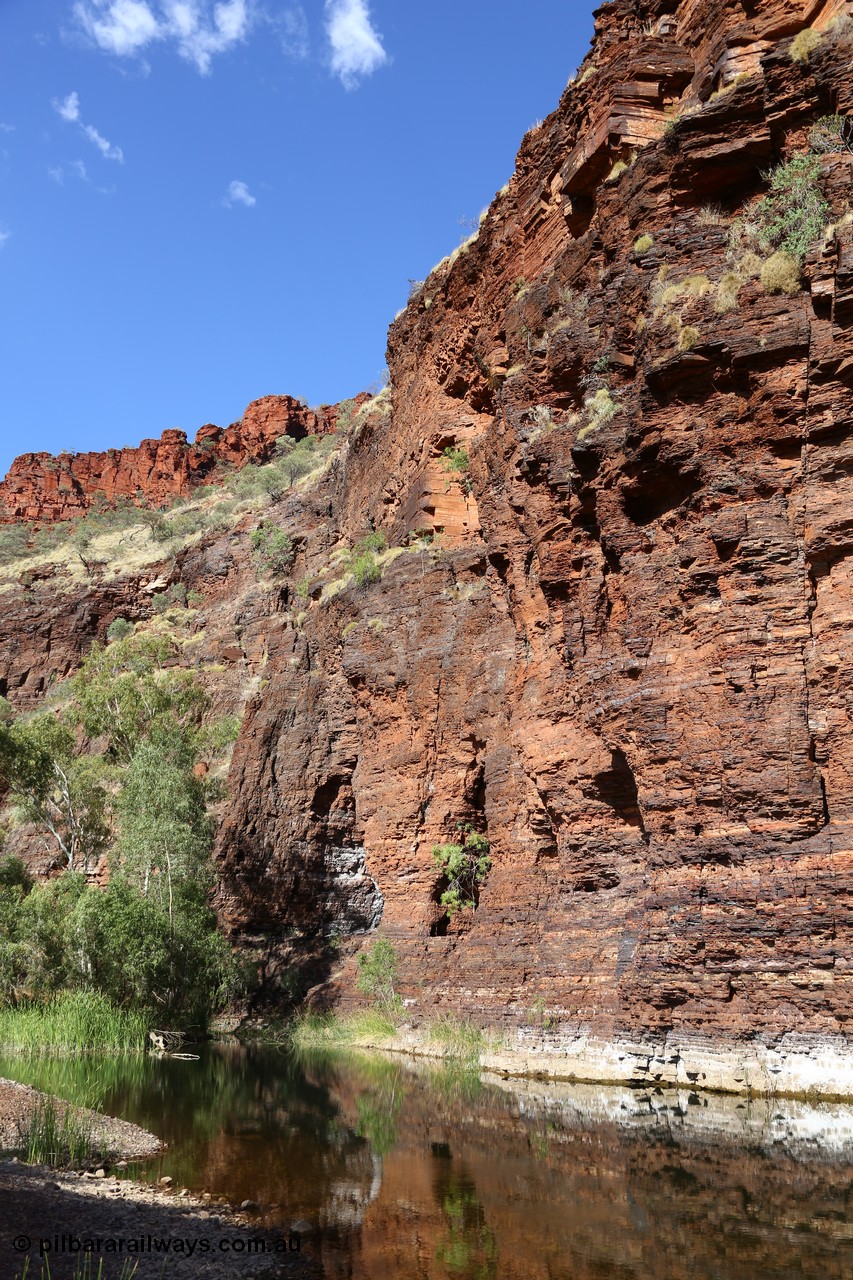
<box><xmin>1</xmin><ymin>1043</ymin><xmax>853</xmax><ymax>1279</ymax></box>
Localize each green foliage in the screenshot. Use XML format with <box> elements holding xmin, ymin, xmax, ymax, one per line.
<box><xmin>356</xmin><ymin>939</ymin><xmax>403</xmax><ymax>1019</ymax></box>
<box><xmin>633</xmin><ymin>234</ymin><xmax>654</xmax><ymax>254</ymax></box>
<box><xmin>431</xmin><ymin>830</ymin><xmax>492</xmax><ymax>918</ymax></box>
<box><xmin>187</xmin><ymin>588</ymin><xmax>204</xmax><ymax>608</ymax></box>
<box><xmin>250</xmin><ymin>524</ymin><xmax>294</xmax><ymax>576</ymax></box>
<box><xmin>15</xmin><ymin>1091</ymin><xmax>103</xmax><ymax>1167</ymax></box>
<box><xmin>0</xmin><ymin>715</ymin><xmax>111</xmax><ymax>873</ymax></box>
<box><xmin>294</xmin><ymin>574</ymin><xmax>312</xmax><ymax>602</ymax></box>
<box><xmin>346</xmin><ymin>531</ymin><xmax>387</xmax><ymax>591</ymax></box>
<box><xmin>440</xmin><ymin>445</ymin><xmax>470</xmax><ymax>474</ymax></box>
<box><xmin>106</xmin><ymin>617</ymin><xmax>133</xmax><ymax>643</ymax></box>
<box><xmin>755</xmin><ymin>152</ymin><xmax>829</xmax><ymax>259</ymax></box>
<box><xmin>427</xmin><ymin>1013</ymin><xmax>486</xmax><ymax>1064</ymax></box>
<box><xmin>198</xmin><ymin>714</ymin><xmax>242</xmax><ymax>756</ymax></box>
<box><xmin>151</xmin><ymin>582</ymin><xmax>187</xmax><ymax>614</ymax></box>
<box><xmin>0</xmin><ymin>525</ymin><xmax>34</xmax><ymax>564</ymax></box>
<box><xmin>70</xmin><ymin>633</ymin><xmax>208</xmax><ymax>763</ymax></box>
<box><xmin>335</xmin><ymin>399</ymin><xmax>358</xmax><ymax>432</ymax></box>
<box><xmin>0</xmin><ymin>639</ymin><xmax>233</xmax><ymax>1035</ymax></box>
<box><xmin>74</xmin><ymin>880</ymin><xmax>231</xmax><ymax>1027</ymax></box>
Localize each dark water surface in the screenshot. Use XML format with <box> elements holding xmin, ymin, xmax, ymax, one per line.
<box><xmin>2</xmin><ymin>1042</ymin><xmax>853</xmax><ymax>1279</ymax></box>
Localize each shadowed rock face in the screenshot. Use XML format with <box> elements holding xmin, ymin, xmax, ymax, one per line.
<box><xmin>4</xmin><ymin>0</ymin><xmax>853</xmax><ymax>1089</ymax></box>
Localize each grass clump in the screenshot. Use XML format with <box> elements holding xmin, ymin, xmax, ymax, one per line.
<box><xmin>714</xmin><ymin>271</ymin><xmax>743</xmax><ymax>313</ymax></box>
<box><xmin>346</xmin><ymin>531</ymin><xmax>387</xmax><ymax>590</ymax></box>
<box><xmin>809</xmin><ymin>114</ymin><xmax>852</xmax><ymax>154</ymax></box>
<box><xmin>427</xmin><ymin>1013</ymin><xmax>486</xmax><ymax>1064</ymax></box>
<box><xmin>0</xmin><ymin>991</ymin><xmax>148</xmax><ymax>1055</ymax></box>
<box><xmin>655</xmin><ymin>273</ymin><xmax>714</xmax><ymax>310</ymax></box>
<box><xmin>790</xmin><ymin>27</ymin><xmax>822</xmax><ymax>62</ymax></box>
<box><xmin>578</xmin><ymin>388</ymin><xmax>620</xmax><ymax>440</ymax></box>
<box><xmin>15</xmin><ymin>1092</ymin><xmax>104</xmax><ymax>1168</ymax></box>
<box><xmin>289</xmin><ymin>1009</ymin><xmax>399</xmax><ymax>1051</ymax></box>
<box><xmin>678</xmin><ymin>325</ymin><xmax>700</xmax><ymax>352</ymax></box>
<box><xmin>633</xmin><ymin>234</ymin><xmax>654</xmax><ymax>255</ymax></box>
<box><xmin>760</xmin><ymin>250</ymin><xmax>802</xmax><ymax>295</ymax></box>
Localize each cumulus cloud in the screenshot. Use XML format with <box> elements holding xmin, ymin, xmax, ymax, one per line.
<box><xmin>72</xmin><ymin>0</ymin><xmax>251</xmax><ymax>74</ymax></box>
<box><xmin>223</xmin><ymin>179</ymin><xmax>256</xmax><ymax>207</ymax></box>
<box><xmin>325</xmin><ymin>0</ymin><xmax>386</xmax><ymax>89</ymax></box>
<box><xmin>53</xmin><ymin>92</ymin><xmax>124</xmax><ymax>162</ymax></box>
<box><xmin>73</xmin><ymin>0</ymin><xmax>161</xmax><ymax>55</ymax></box>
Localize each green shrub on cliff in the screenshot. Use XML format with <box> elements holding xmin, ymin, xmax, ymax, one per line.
<box><xmin>755</xmin><ymin>153</ymin><xmax>828</xmax><ymax>260</ymax></box>
<box><xmin>432</xmin><ymin>830</ymin><xmax>492</xmax><ymax>919</ymax></box>
<box><xmin>356</xmin><ymin>939</ymin><xmax>402</xmax><ymax>1019</ymax></box>
<box><xmin>250</xmin><ymin>524</ymin><xmax>294</xmax><ymax>576</ymax></box>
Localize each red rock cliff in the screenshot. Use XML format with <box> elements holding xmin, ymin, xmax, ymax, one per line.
<box><xmin>209</xmin><ymin>0</ymin><xmax>853</xmax><ymax>1091</ymax></box>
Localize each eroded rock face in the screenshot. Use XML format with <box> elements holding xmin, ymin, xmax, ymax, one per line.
<box><xmin>212</xmin><ymin>0</ymin><xmax>853</xmax><ymax>1063</ymax></box>
<box><xmin>3</xmin><ymin>0</ymin><xmax>853</xmax><ymax>1083</ymax></box>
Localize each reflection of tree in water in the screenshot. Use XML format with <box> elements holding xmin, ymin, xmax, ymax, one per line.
<box><xmin>433</xmin><ymin>1160</ymin><xmax>498</xmax><ymax>1280</ymax></box>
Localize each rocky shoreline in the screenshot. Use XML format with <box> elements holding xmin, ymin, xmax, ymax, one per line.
<box><xmin>0</xmin><ymin>1079</ymin><xmax>314</xmax><ymax>1279</ymax></box>
<box><xmin>319</xmin><ymin>1024</ymin><xmax>853</xmax><ymax>1102</ymax></box>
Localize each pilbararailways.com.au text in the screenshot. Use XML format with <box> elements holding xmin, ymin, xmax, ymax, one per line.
<box><xmin>10</xmin><ymin>1232</ymin><xmax>302</xmax><ymax>1258</ymax></box>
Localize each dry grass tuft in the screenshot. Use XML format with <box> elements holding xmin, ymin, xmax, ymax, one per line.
<box><xmin>790</xmin><ymin>27</ymin><xmax>822</xmax><ymax>62</ymax></box>
<box><xmin>760</xmin><ymin>250</ymin><xmax>802</xmax><ymax>295</ymax></box>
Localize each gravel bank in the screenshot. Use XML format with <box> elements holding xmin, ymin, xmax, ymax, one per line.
<box><xmin>0</xmin><ymin>1078</ymin><xmax>315</xmax><ymax>1278</ymax></box>
<box><xmin>0</xmin><ymin>1077</ymin><xmax>160</xmax><ymax>1160</ymax></box>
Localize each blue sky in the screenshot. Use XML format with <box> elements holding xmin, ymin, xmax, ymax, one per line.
<box><xmin>0</xmin><ymin>1</ymin><xmax>593</xmax><ymax>479</ymax></box>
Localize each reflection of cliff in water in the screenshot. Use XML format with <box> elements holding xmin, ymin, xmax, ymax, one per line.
<box><xmin>2</xmin><ymin>1044</ymin><xmax>853</xmax><ymax>1279</ymax></box>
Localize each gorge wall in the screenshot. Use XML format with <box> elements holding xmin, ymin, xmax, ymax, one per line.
<box><xmin>3</xmin><ymin>0</ymin><xmax>853</xmax><ymax>1096</ymax></box>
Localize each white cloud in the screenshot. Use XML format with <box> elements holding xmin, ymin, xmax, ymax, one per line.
<box><xmin>72</xmin><ymin>0</ymin><xmax>251</xmax><ymax>74</ymax></box>
<box><xmin>56</xmin><ymin>91</ymin><xmax>81</xmax><ymax>122</ymax></box>
<box><xmin>73</xmin><ymin>0</ymin><xmax>162</xmax><ymax>55</ymax></box>
<box><xmin>223</xmin><ymin>179</ymin><xmax>256</xmax><ymax>207</ymax></box>
<box><xmin>0</xmin><ymin>123</ymin><xmax>14</xmax><ymax>134</ymax></box>
<box><xmin>82</xmin><ymin>123</ymin><xmax>124</xmax><ymax>162</ymax></box>
<box><xmin>0</xmin><ymin>231</ymin><xmax>11</xmax><ymax>249</ymax></box>
<box><xmin>325</xmin><ymin>0</ymin><xmax>386</xmax><ymax>89</ymax></box>
<box><xmin>53</xmin><ymin>92</ymin><xmax>124</xmax><ymax>163</ymax></box>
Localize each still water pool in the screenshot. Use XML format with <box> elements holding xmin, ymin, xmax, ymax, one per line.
<box><xmin>2</xmin><ymin>1042</ymin><xmax>853</xmax><ymax>1279</ymax></box>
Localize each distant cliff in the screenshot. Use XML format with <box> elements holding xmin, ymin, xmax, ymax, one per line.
<box><xmin>0</xmin><ymin>394</ymin><xmax>363</xmax><ymax>524</ymax></box>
